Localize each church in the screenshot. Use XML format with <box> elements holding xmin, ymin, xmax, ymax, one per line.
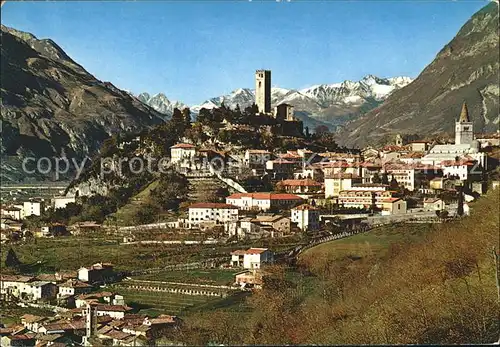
<box><xmin>421</xmin><ymin>102</ymin><xmax>487</xmax><ymax>169</ymax></box>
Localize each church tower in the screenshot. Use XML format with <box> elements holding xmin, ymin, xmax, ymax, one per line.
<box><xmin>255</xmin><ymin>70</ymin><xmax>271</xmax><ymax>114</ymax></box>
<box><xmin>455</xmin><ymin>102</ymin><xmax>474</xmax><ymax>145</ymax></box>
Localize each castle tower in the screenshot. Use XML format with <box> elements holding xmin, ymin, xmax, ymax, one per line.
<box><xmin>255</xmin><ymin>70</ymin><xmax>271</xmax><ymax>114</ymax></box>
<box><xmin>455</xmin><ymin>102</ymin><xmax>474</xmax><ymax>145</ymax></box>
<box><xmin>395</xmin><ymin>134</ymin><xmax>403</xmax><ymax>146</ymax></box>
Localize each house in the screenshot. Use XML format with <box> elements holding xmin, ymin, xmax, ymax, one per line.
<box><xmin>244</xmin><ymin>149</ymin><xmax>272</xmax><ymax>168</ymax></box>
<box><xmin>39</xmin><ymin>223</ymin><xmax>68</xmax><ymax>237</ymax></box>
<box><xmin>253</xmin><ymin>214</ymin><xmax>290</xmax><ymax>234</ymax></box>
<box><xmin>58</xmin><ymin>279</ymin><xmax>93</xmax><ymax>298</ymax></box>
<box><xmin>170</xmin><ymin>143</ymin><xmax>196</xmax><ymax>164</ymax></box>
<box><xmin>188</xmin><ymin>203</ymin><xmax>239</xmax><ymax>228</ymax></box>
<box><xmin>0</xmin><ymin>275</ymin><xmax>35</xmax><ymax>300</ymax></box>
<box><xmin>71</xmin><ymin>221</ymin><xmax>102</xmax><ymax>235</ymax></box>
<box><xmin>1</xmin><ymin>206</ymin><xmax>23</xmax><ymax>221</ymax></box>
<box><xmin>75</xmin><ymin>292</ymin><xmax>119</xmax><ymax>308</ymax></box>
<box><xmin>381</xmin><ymin>198</ymin><xmax>407</xmax><ymax>215</ymax></box>
<box><xmin>234</xmin><ymin>269</ymin><xmax>266</xmax><ymax>289</ymax></box>
<box><xmin>266</xmin><ymin>159</ymin><xmax>297</xmax><ymax>178</ymax></box>
<box><xmin>23</xmin><ymin>200</ymin><xmax>45</xmax><ymax>217</ymax></box>
<box><xmin>291</xmin><ymin>204</ymin><xmax>320</xmax><ymax>231</ymax></box>
<box><xmin>78</xmin><ymin>263</ymin><xmax>115</xmax><ymax>284</ymax></box>
<box><xmin>230</xmin><ymin>248</ymin><xmax>274</xmax><ymax>269</ymax></box>
<box><xmin>274</xmin><ymin>103</ymin><xmax>295</xmax><ymax>121</ymax></box>
<box><xmin>423</xmin><ymin>198</ymin><xmax>445</xmax><ymax>211</ymax></box>
<box><xmin>324</xmin><ymin>173</ymin><xmax>363</xmax><ymax>198</ymax></box>
<box><xmin>94</xmin><ymin>304</ymin><xmax>134</xmax><ymax>320</ymax></box>
<box><xmin>20</xmin><ymin>314</ymin><xmax>50</xmax><ymax>333</ymax></box>
<box><xmin>440</xmin><ymin>159</ymin><xmax>481</xmax><ymax>181</ymax></box>
<box><xmin>410</xmin><ymin>141</ymin><xmax>429</xmax><ymax>152</ymax></box>
<box><xmin>226</xmin><ymin>192</ymin><xmax>303</xmax><ymax>211</ymax></box>
<box><xmin>338</xmin><ymin>190</ymin><xmax>397</xmax><ymax>210</ymax></box>
<box><xmin>22</xmin><ymin>281</ymin><xmax>58</xmax><ymax>301</ymax></box>
<box><xmin>276</xmin><ymin>179</ymin><xmax>322</xmax><ymax>194</ymax></box>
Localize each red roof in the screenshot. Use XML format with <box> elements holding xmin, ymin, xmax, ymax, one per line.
<box><xmin>226</xmin><ymin>193</ymin><xmax>303</xmax><ymax>201</ymax></box>
<box><xmin>382</xmin><ymin>198</ymin><xmax>401</xmax><ymax>203</ymax></box>
<box><xmin>171</xmin><ymin>143</ymin><xmax>195</xmax><ymax>149</ymax></box>
<box><xmin>188</xmin><ymin>203</ymin><xmax>238</xmax><ymax>209</ymax></box>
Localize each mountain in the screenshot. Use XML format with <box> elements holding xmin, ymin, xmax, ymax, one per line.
<box><xmin>335</xmin><ymin>2</ymin><xmax>499</xmax><ymax>148</ymax></box>
<box><xmin>1</xmin><ymin>25</ymin><xmax>165</xmax><ymax>181</ymax></box>
<box><xmin>141</xmin><ymin>75</ymin><xmax>412</xmax><ymax>131</ymax></box>
<box><xmin>137</xmin><ymin>92</ymin><xmax>187</xmax><ymax>117</ymax></box>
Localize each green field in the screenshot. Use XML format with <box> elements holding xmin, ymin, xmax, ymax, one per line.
<box><xmin>301</xmin><ymin>223</ymin><xmax>433</xmax><ymax>260</ymax></box>
<box><xmin>134</xmin><ymin>269</ymin><xmax>239</xmax><ymax>285</ymax></box>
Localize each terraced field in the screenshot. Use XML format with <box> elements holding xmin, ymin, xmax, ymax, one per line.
<box><xmin>111</xmin><ymin>287</ymin><xmax>220</xmax><ymax>316</ymax></box>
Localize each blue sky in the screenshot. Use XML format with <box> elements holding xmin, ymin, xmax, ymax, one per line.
<box><xmin>1</xmin><ymin>0</ymin><xmax>488</xmax><ymax>105</ymax></box>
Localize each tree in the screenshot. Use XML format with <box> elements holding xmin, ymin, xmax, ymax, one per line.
<box><xmin>133</xmin><ymin>203</ymin><xmax>160</xmax><ymax>225</ymax></box>
<box><xmin>381</xmin><ymin>173</ymin><xmax>390</xmax><ymax>185</ymax></box>
<box><xmin>457</xmin><ymin>186</ymin><xmax>464</xmax><ymax>216</ymax></box>
<box><xmin>372</xmin><ymin>173</ymin><xmax>382</xmax><ymax>184</ymax></box>
<box><xmin>182</xmin><ymin>108</ymin><xmax>192</xmax><ymax>126</ymax></box>
<box><xmin>5</xmin><ymin>248</ymin><xmax>21</xmax><ymax>269</ymax></box>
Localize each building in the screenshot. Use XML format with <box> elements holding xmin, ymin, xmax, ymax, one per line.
<box><xmin>188</xmin><ymin>203</ymin><xmax>239</xmax><ymax>228</ymax></box>
<box><xmin>234</xmin><ymin>270</ymin><xmax>266</xmax><ymax>289</ymax></box>
<box><xmin>255</xmin><ymin>70</ymin><xmax>271</xmax><ymax>114</ymax></box>
<box><xmin>58</xmin><ymin>279</ymin><xmax>93</xmax><ymax>298</ymax></box>
<box><xmin>170</xmin><ymin>143</ymin><xmax>196</xmax><ymax>164</ymax></box>
<box><xmin>94</xmin><ymin>305</ymin><xmax>134</xmax><ymax>320</ymax></box>
<box><xmin>274</xmin><ymin>103</ymin><xmax>295</xmax><ymax>121</ymax></box>
<box><xmin>338</xmin><ymin>190</ymin><xmax>396</xmax><ymax>210</ymax></box>
<box><xmin>266</xmin><ymin>159</ymin><xmax>297</xmax><ymax>178</ymax></box>
<box><xmin>395</xmin><ymin>134</ymin><xmax>404</xmax><ymax>146</ymax></box>
<box><xmin>226</xmin><ymin>192</ymin><xmax>303</xmax><ymax>211</ymax></box>
<box><xmin>423</xmin><ymin>198</ymin><xmax>445</xmax><ymax>211</ymax></box>
<box><xmin>52</xmin><ymin>196</ymin><xmax>76</xmax><ymax>210</ymax></box>
<box><xmin>381</xmin><ymin>198</ymin><xmax>407</xmax><ymax>216</ymax></box>
<box><xmin>0</xmin><ymin>275</ymin><xmax>35</xmax><ymax>300</ymax></box>
<box><xmin>324</xmin><ymin>173</ymin><xmax>363</xmax><ymax>198</ymax></box>
<box><xmin>291</xmin><ymin>204</ymin><xmax>320</xmax><ymax>231</ymax></box>
<box><xmin>1</xmin><ymin>206</ymin><xmax>23</xmax><ymax>221</ymax></box>
<box><xmin>230</xmin><ymin>248</ymin><xmax>274</xmax><ymax>269</ymax></box>
<box><xmin>276</xmin><ymin>179</ymin><xmax>322</xmax><ymax>194</ymax></box>
<box><xmin>253</xmin><ymin>214</ymin><xmax>291</xmax><ymax>234</ymax></box>
<box><xmin>410</xmin><ymin>141</ymin><xmax>429</xmax><ymax>152</ymax></box>
<box><xmin>244</xmin><ymin>149</ymin><xmax>272</xmax><ymax>168</ymax></box>
<box><xmin>22</xmin><ymin>281</ymin><xmax>58</xmax><ymax>301</ymax></box>
<box><xmin>78</xmin><ymin>263</ymin><xmax>115</xmax><ymax>284</ymax></box>
<box><xmin>23</xmin><ymin>200</ymin><xmax>45</xmax><ymax>217</ymax></box>
<box><xmin>422</xmin><ymin>102</ymin><xmax>487</xmax><ymax>169</ymax></box>
<box><xmin>455</xmin><ymin>102</ymin><xmax>474</xmax><ymax>145</ymax></box>
<box><xmin>441</xmin><ymin>159</ymin><xmax>480</xmax><ymax>181</ymax></box>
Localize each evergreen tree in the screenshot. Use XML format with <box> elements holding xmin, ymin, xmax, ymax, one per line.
<box><xmin>182</xmin><ymin>108</ymin><xmax>192</xmax><ymax>126</ymax></box>
<box><xmin>381</xmin><ymin>173</ymin><xmax>390</xmax><ymax>185</ymax></box>
<box><xmin>5</xmin><ymin>248</ymin><xmax>21</xmax><ymax>268</ymax></box>
<box><xmin>457</xmin><ymin>186</ymin><xmax>464</xmax><ymax>216</ymax></box>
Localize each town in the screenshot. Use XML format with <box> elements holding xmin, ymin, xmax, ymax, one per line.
<box><xmin>1</xmin><ymin>69</ymin><xmax>499</xmax><ymax>345</ymax></box>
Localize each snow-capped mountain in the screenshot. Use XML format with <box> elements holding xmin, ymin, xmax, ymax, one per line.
<box><xmin>137</xmin><ymin>92</ymin><xmax>187</xmax><ymax>116</ymax></box>
<box><xmin>138</xmin><ymin>74</ymin><xmax>413</xmax><ymax>128</ymax></box>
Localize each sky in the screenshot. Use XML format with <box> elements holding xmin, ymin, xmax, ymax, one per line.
<box><xmin>1</xmin><ymin>0</ymin><xmax>489</xmax><ymax>105</ymax></box>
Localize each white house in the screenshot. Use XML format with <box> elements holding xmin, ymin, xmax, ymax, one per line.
<box><xmin>441</xmin><ymin>159</ymin><xmax>479</xmax><ymax>181</ymax></box>
<box><xmin>324</xmin><ymin>173</ymin><xmax>363</xmax><ymax>198</ymax></box>
<box><xmin>23</xmin><ymin>200</ymin><xmax>45</xmax><ymax>217</ymax></box>
<box><xmin>188</xmin><ymin>203</ymin><xmax>239</xmax><ymax>228</ymax></box>
<box><xmin>170</xmin><ymin>143</ymin><xmax>196</xmax><ymax>164</ymax></box>
<box><xmin>244</xmin><ymin>149</ymin><xmax>272</xmax><ymax>167</ymax></box>
<box><xmin>94</xmin><ymin>304</ymin><xmax>133</xmax><ymax>320</ymax></box>
<box><xmin>1</xmin><ymin>206</ymin><xmax>23</xmax><ymax>220</ymax></box>
<box><xmin>291</xmin><ymin>204</ymin><xmax>320</xmax><ymax>231</ymax></box>
<box><xmin>230</xmin><ymin>248</ymin><xmax>274</xmax><ymax>269</ymax></box>
<box><xmin>423</xmin><ymin>198</ymin><xmax>445</xmax><ymax>211</ymax></box>
<box><xmin>0</xmin><ymin>275</ymin><xmax>35</xmax><ymax>300</ymax></box>
<box><xmin>57</xmin><ymin>279</ymin><xmax>93</xmax><ymax>298</ymax></box>
<box><xmin>226</xmin><ymin>192</ymin><xmax>303</xmax><ymax>211</ymax></box>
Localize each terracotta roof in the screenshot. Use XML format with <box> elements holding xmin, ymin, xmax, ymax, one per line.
<box><xmin>226</xmin><ymin>193</ymin><xmax>303</xmax><ymax>200</ymax></box>
<box><xmin>0</xmin><ymin>274</ymin><xmax>35</xmax><ymax>283</ymax></box>
<box><xmin>440</xmin><ymin>159</ymin><xmax>476</xmax><ymax>167</ymax></box>
<box><xmin>382</xmin><ymin>198</ymin><xmax>401</xmax><ymax>203</ymax></box>
<box><xmin>171</xmin><ymin>143</ymin><xmax>195</xmax><ymax>149</ymax></box>
<box><xmin>188</xmin><ymin>203</ymin><xmax>238</xmax><ymax>209</ymax></box>
<box><xmin>277</xmin><ymin>179</ymin><xmax>322</xmax><ymax>187</ymax></box>
<box><xmin>268</xmin><ymin>159</ymin><xmax>295</xmax><ymax>164</ymax></box>
<box><xmin>293</xmin><ymin>204</ymin><xmax>319</xmax><ymax>211</ymax></box>
<box><xmin>60</xmin><ymin>279</ymin><xmax>92</xmax><ymax>289</ymax></box>
<box><xmin>95</xmin><ymin>304</ymin><xmax>133</xmax><ymax>312</ymax></box>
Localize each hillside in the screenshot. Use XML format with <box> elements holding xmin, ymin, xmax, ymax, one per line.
<box><xmin>181</xmin><ymin>188</ymin><xmax>499</xmax><ymax>345</ymax></box>
<box><xmin>0</xmin><ymin>25</ymin><xmax>165</xmax><ymax>182</ymax></box>
<box><xmin>335</xmin><ymin>2</ymin><xmax>499</xmax><ymax>147</ymax></box>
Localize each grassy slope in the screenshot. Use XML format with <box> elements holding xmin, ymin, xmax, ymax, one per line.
<box><xmin>182</xmin><ymin>189</ymin><xmax>499</xmax><ymax>345</ymax></box>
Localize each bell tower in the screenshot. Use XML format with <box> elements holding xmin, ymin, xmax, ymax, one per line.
<box><xmin>455</xmin><ymin>102</ymin><xmax>473</xmax><ymax>145</ymax></box>
<box><xmin>255</xmin><ymin>70</ymin><xmax>271</xmax><ymax>114</ymax></box>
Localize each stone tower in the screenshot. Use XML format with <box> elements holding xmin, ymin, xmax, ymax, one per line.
<box><xmin>255</xmin><ymin>70</ymin><xmax>271</xmax><ymax>114</ymax></box>
<box><xmin>455</xmin><ymin>102</ymin><xmax>474</xmax><ymax>145</ymax></box>
<box><xmin>395</xmin><ymin>134</ymin><xmax>403</xmax><ymax>146</ymax></box>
